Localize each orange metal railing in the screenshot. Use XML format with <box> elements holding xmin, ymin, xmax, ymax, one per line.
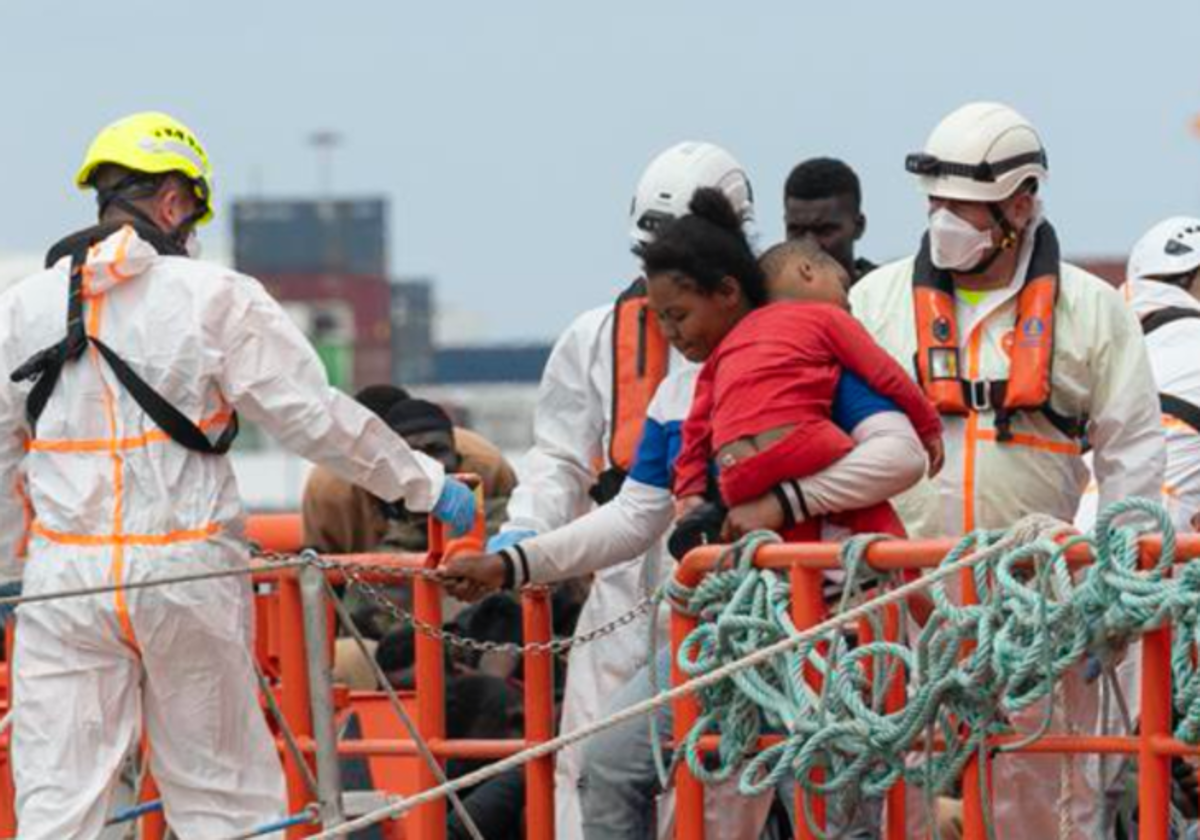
<box><xmin>249</xmin><ymin>514</ymin><xmax>557</xmax><ymax>840</ymax></box>
<box><xmin>0</xmin><ymin>511</ymin><xmax>558</xmax><ymax>840</ymax></box>
<box><xmin>669</xmin><ymin>535</ymin><xmax>1200</xmax><ymax>840</ymax></box>
<box><xmin>29</xmin><ymin>512</ymin><xmax>1200</xmax><ymax>839</ymax></box>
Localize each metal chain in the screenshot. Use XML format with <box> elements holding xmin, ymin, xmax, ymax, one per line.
<box><xmin>290</xmin><ymin>552</ymin><xmax>660</xmax><ymax>656</ymax></box>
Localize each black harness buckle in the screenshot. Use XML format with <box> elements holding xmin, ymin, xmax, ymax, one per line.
<box><xmin>964</xmin><ymin>380</ymin><xmax>994</xmax><ymax>412</ymax></box>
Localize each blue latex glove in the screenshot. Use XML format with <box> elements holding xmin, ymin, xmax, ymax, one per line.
<box><xmin>432</xmin><ymin>477</ymin><xmax>477</xmax><ymax>538</ymax></box>
<box><xmin>486</xmin><ymin>529</ymin><xmax>536</xmax><ymax>554</ymax></box>
<box><xmin>0</xmin><ymin>580</ymin><xmax>21</xmax><ymax>626</ymax></box>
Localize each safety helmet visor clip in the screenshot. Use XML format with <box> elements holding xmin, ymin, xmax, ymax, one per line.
<box><xmin>635</xmin><ymin>209</ymin><xmax>677</xmax><ymax>239</ymax></box>
<box><xmin>905</xmin><ymin>150</ymin><xmax>1048</xmax><ymax>185</ymax></box>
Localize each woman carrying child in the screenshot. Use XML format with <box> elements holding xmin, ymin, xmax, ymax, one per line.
<box><xmin>442</xmin><ymin>189</ymin><xmax>941</xmax><ymax>839</ymax></box>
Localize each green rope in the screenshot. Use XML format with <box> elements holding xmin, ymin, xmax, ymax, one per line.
<box><xmin>673</xmin><ymin>497</ymin><xmax>1196</xmax><ymax>822</ymax></box>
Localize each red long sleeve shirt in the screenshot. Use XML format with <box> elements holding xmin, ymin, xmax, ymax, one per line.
<box><xmin>674</xmin><ymin>302</ymin><xmax>942</xmax><ymax>497</ymax></box>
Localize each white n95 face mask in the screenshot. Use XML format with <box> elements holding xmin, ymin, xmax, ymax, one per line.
<box><xmin>928</xmin><ymin>207</ymin><xmax>994</xmax><ymax>271</ymax></box>
<box><xmin>184</xmin><ymin>230</ymin><xmax>202</xmax><ymax>259</ymax></box>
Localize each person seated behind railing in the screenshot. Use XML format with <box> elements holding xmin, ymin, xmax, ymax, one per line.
<box><xmin>445</xmin><ymin>673</ymin><xmax>527</xmax><ymax>840</ymax></box>
<box><xmin>302</xmin><ymin>385</ymin><xmax>518</xmax><ymax>556</ymax></box>
<box><xmin>375</xmin><ymin>399</ymin><xmax>513</xmax><ymax>551</ymax></box>
<box><xmin>307</xmin><ymin>388</ymin><xmax>517</xmax><ymax>686</ymax></box>
<box><xmin>361</xmin><ymin>628</ymin><xmax>527</xmax><ymax>839</ymax></box>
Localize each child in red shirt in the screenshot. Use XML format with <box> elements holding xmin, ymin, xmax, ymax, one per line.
<box><xmin>642</xmin><ymin>189</ymin><xmax>943</xmax><ymax>541</ymax></box>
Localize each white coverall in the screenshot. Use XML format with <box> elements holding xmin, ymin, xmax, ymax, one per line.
<box><xmin>499</xmin><ymin>302</ymin><xmax>683</xmax><ymax>840</ymax></box>
<box><xmin>1075</xmin><ymin>275</ymin><xmax>1200</xmax><ymax>809</ymax></box>
<box><xmin>1121</xmin><ymin>277</ymin><xmax>1200</xmax><ymax>531</ymax></box>
<box><xmin>1076</xmin><ymin>276</ymin><xmax>1200</xmax><ymax>533</ymax></box>
<box><xmin>850</xmin><ymin>220</ymin><xmax>1164</xmax><ymax>840</ymax></box>
<box><xmin>0</xmin><ymin>227</ymin><xmax>445</xmax><ymax>839</ymax></box>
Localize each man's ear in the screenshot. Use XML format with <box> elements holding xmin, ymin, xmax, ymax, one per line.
<box><xmin>153</xmin><ymin>181</ymin><xmax>185</xmax><ymax>229</ymax></box>
<box><xmin>855</xmin><ymin>213</ymin><xmax>867</xmax><ymax>241</ymax></box>
<box><xmin>157</xmin><ymin>177</ymin><xmax>199</xmax><ymax>230</ymax></box>
<box><xmin>1009</xmin><ymin>191</ymin><xmax>1037</xmax><ymax>230</ymax></box>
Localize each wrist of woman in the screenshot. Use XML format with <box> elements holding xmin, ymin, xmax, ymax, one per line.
<box><xmin>496</xmin><ymin>544</ymin><xmax>531</xmax><ymax>589</ymax></box>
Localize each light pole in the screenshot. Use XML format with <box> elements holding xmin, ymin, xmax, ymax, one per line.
<box><xmin>308</xmin><ymin>130</ymin><xmax>343</xmax><ymax>199</ymax></box>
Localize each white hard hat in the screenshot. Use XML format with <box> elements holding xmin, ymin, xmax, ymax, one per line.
<box><xmin>906</xmin><ymin>102</ymin><xmax>1048</xmax><ymax>203</ymax></box>
<box><xmin>1127</xmin><ymin>216</ymin><xmax>1200</xmax><ymax>283</ymax></box>
<box><xmin>630</xmin><ymin>141</ymin><xmax>755</xmax><ymax>247</ymax></box>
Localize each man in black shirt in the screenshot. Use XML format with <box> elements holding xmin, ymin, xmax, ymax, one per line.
<box><xmin>783</xmin><ymin>157</ymin><xmax>875</xmax><ymax>284</ymax></box>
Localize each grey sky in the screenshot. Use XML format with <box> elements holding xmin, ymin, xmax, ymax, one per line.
<box><xmin>2</xmin><ymin>2</ymin><xmax>1199</xmax><ymax>342</ymax></box>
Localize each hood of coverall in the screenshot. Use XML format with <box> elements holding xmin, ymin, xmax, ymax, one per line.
<box><xmin>44</xmin><ymin>222</ymin><xmax>186</xmax><ymax>298</ymax></box>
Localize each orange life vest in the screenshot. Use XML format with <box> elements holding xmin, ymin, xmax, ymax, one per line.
<box><xmin>912</xmin><ymin>222</ymin><xmax>1083</xmax><ymax>442</ymax></box>
<box><xmin>590</xmin><ymin>278</ymin><xmax>670</xmax><ymax>503</ymax></box>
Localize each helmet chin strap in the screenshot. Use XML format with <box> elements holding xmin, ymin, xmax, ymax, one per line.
<box><xmin>1155</xmin><ymin>269</ymin><xmax>1200</xmax><ymax>292</ymax></box>
<box><xmin>96</xmin><ymin>174</ymin><xmax>201</xmax><ymax>254</ymax></box>
<box><xmin>956</xmin><ymin>202</ymin><xmax>1020</xmax><ymax>276</ymax></box>
<box><xmin>104</xmin><ymin>193</ymin><xmax>204</xmax><ymax>253</ymax></box>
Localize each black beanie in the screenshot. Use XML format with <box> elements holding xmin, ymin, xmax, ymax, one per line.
<box><xmin>385</xmin><ymin>398</ymin><xmax>453</xmax><ymax>438</ymax></box>
<box><xmin>355</xmin><ymin>384</ymin><xmax>411</xmax><ymax>419</ymax></box>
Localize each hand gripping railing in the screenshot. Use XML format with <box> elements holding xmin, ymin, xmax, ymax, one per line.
<box><xmin>669</xmin><ymin>532</ymin><xmax>1200</xmax><ymax>840</ymax></box>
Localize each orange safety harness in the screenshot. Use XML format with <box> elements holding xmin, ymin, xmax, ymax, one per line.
<box><xmin>912</xmin><ymin>221</ymin><xmax>1086</xmax><ymax>443</ymax></box>
<box><xmin>590</xmin><ymin>278</ymin><xmax>669</xmax><ymax>504</ymax></box>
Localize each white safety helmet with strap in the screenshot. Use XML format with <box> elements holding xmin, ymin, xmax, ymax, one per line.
<box><xmin>906</xmin><ymin>102</ymin><xmax>1048</xmax><ymax>203</ymax></box>
<box><xmin>629</xmin><ymin>141</ymin><xmax>755</xmax><ymax>248</ymax></box>
<box><xmin>1128</xmin><ymin>216</ymin><xmax>1200</xmax><ymax>284</ymax></box>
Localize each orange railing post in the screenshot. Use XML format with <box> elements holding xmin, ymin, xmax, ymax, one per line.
<box><xmin>791</xmin><ymin>561</ymin><xmax>827</xmax><ymax>839</ymax></box>
<box><xmin>959</xmin><ymin>560</ymin><xmax>991</xmax><ymax>840</ymax></box>
<box><xmin>671</xmin><ymin>603</ymin><xmax>705</xmax><ymax>840</ymax></box>
<box><xmin>277</xmin><ymin>570</ymin><xmax>318</xmax><ymax>838</ymax></box>
<box><xmin>523</xmin><ymin>587</ymin><xmax>556</xmax><ymax>840</ymax></box>
<box><xmin>855</xmin><ymin>603</ymin><xmax>908</xmax><ymax>839</ymax></box>
<box><xmin>1139</xmin><ymin>544</ymin><xmax>1173</xmax><ymax>840</ymax></box>
<box><xmin>882</xmin><ymin>603</ymin><xmax>907</xmax><ymax>838</ymax></box>
<box><xmin>412</xmin><ymin>525</ymin><xmax>448</xmax><ymax>840</ymax></box>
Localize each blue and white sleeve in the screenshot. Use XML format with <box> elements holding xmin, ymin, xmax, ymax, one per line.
<box><xmin>515</xmin><ymin>408</ymin><xmax>678</xmax><ymax>585</ymax></box>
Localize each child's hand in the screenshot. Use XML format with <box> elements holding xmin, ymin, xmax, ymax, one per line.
<box><xmin>723</xmin><ymin>494</ymin><xmax>786</xmax><ymax>540</ymax></box>
<box><xmin>923</xmin><ymin>436</ymin><xmax>945</xmax><ymax>478</ymax></box>
<box><xmin>438</xmin><ymin>553</ymin><xmax>507</xmax><ymax>602</ymax></box>
<box><xmin>674</xmin><ymin>495</ymin><xmax>705</xmax><ymax>520</ymax></box>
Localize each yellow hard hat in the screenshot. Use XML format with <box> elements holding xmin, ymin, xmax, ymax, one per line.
<box><xmin>75</xmin><ymin>111</ymin><xmax>214</xmax><ymax>224</ymax></box>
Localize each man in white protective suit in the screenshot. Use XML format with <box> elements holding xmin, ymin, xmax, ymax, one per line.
<box><xmin>849</xmin><ymin>102</ymin><xmax>1164</xmax><ymax>839</ymax></box>
<box><xmin>0</xmin><ymin>111</ymin><xmax>477</xmax><ymax>839</ymax></box>
<box><xmin>1077</xmin><ymin>217</ymin><xmax>1200</xmax><ymax>835</ymax></box>
<box><xmin>1076</xmin><ymin>216</ymin><xmax>1200</xmax><ymax>533</ymax></box>
<box><xmin>486</xmin><ymin>141</ymin><xmax>755</xmax><ymax>839</ymax></box>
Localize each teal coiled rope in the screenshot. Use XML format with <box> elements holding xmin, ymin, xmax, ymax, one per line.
<box><xmin>670</xmin><ymin>498</ymin><xmax>1198</xmax><ymax>826</ymax></box>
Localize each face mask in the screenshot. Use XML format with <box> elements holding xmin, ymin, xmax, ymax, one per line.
<box><xmin>183</xmin><ymin>229</ymin><xmax>202</xmax><ymax>259</ymax></box>
<box><xmin>928</xmin><ymin>208</ymin><xmax>995</xmax><ymax>272</ymax></box>
<box><xmin>743</xmin><ymin>222</ymin><xmax>762</xmax><ymax>257</ymax></box>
